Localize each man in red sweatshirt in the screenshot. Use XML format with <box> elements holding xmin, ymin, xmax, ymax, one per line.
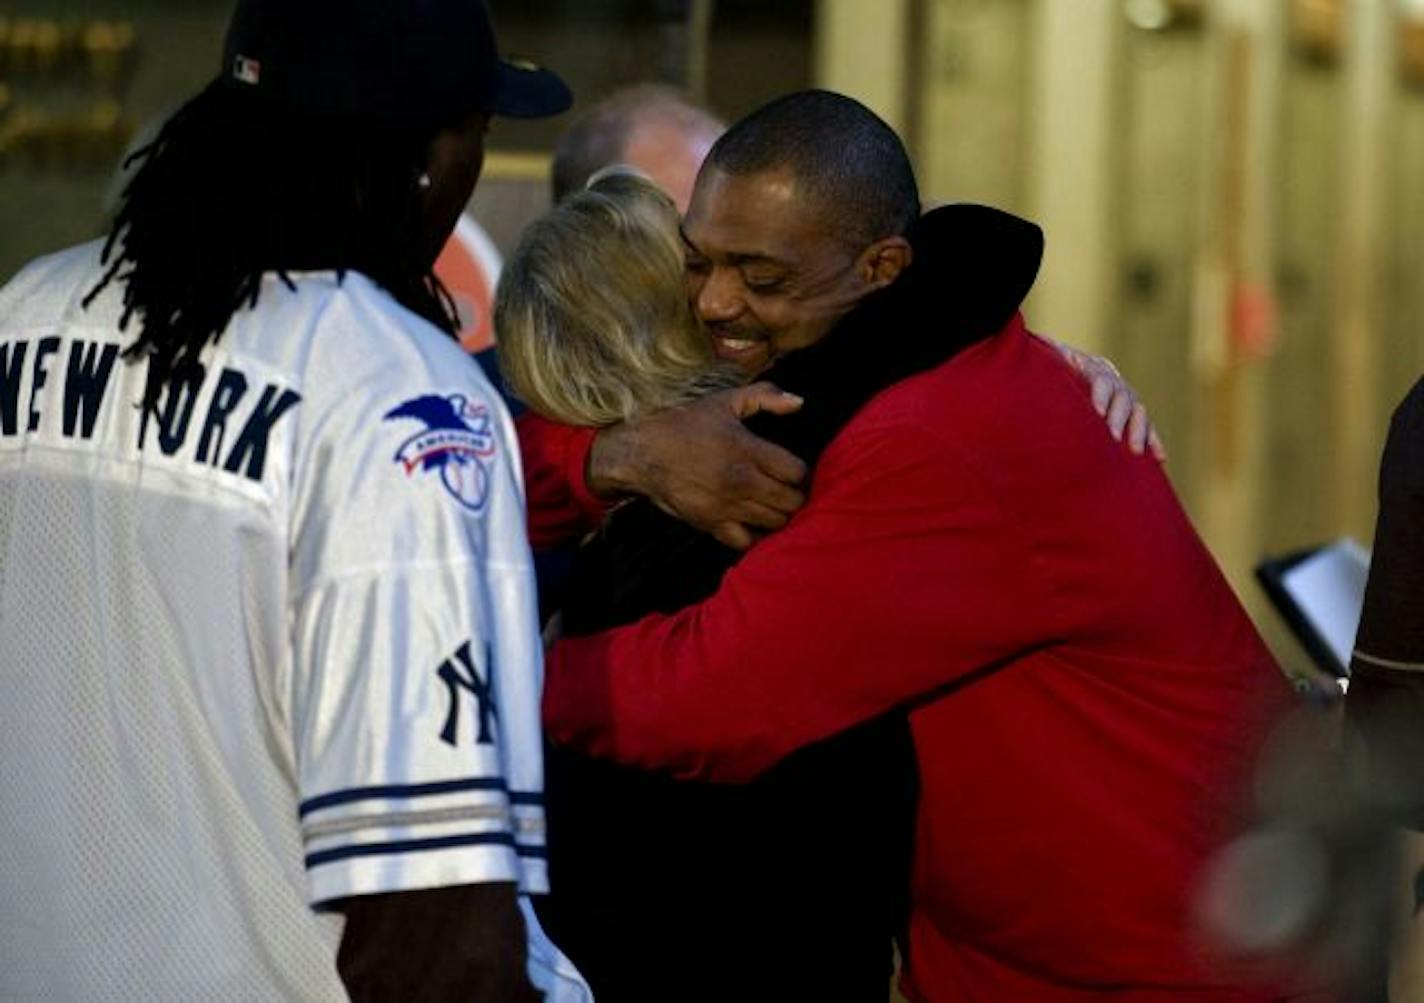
<box><xmin>539</xmin><ymin>91</ymin><xmax>1321</xmax><ymax>1000</ymax></box>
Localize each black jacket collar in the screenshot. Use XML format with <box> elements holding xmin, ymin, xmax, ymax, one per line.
<box><xmin>746</xmin><ymin>203</ymin><xmax>1043</xmax><ymax>467</ymax></box>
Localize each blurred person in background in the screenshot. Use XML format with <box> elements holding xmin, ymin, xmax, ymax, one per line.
<box><xmin>538</xmin><ymin>89</ymin><xmax>1326</xmax><ymax>1003</ymax></box>
<box><xmin>550</xmin><ymin>83</ymin><xmax>725</xmax><ymax>213</ymax></box>
<box><xmin>0</xmin><ymin>1</ymin><xmax>589</xmax><ymax>1000</ymax></box>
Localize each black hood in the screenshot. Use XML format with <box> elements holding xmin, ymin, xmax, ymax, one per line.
<box><xmin>747</xmin><ymin>203</ymin><xmax>1044</xmax><ymax>469</ymax></box>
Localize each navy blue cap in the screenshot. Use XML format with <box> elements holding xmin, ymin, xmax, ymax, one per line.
<box><xmin>221</xmin><ymin>0</ymin><xmax>572</xmax><ymax>121</ymax></box>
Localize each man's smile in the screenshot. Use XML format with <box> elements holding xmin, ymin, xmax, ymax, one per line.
<box><xmin>708</xmin><ymin>331</ymin><xmax>770</xmax><ymax>367</ymax></box>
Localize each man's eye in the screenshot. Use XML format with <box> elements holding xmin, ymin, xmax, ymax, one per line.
<box><xmin>744</xmin><ymin>276</ymin><xmax>785</xmax><ymax>292</ymax></box>
<box><xmin>685</xmin><ymin>256</ymin><xmax>711</xmax><ymax>274</ymax></box>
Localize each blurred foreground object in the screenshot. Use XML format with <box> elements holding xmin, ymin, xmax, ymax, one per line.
<box><xmin>1198</xmin><ymin>705</ymin><xmax>1395</xmax><ymax>999</ymax></box>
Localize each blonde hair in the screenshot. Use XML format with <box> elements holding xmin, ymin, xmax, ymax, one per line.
<box><xmin>494</xmin><ymin>173</ymin><xmax>739</xmax><ymax>427</ymax></box>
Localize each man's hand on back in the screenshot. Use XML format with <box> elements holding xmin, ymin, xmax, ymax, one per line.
<box><xmin>586</xmin><ymin>383</ymin><xmax>808</xmax><ymax>550</ymax></box>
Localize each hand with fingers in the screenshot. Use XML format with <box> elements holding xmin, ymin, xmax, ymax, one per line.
<box><xmin>1051</xmin><ymin>339</ymin><xmax>1167</xmax><ymax>461</ymax></box>
<box><xmin>584</xmin><ymin>382</ymin><xmax>808</xmax><ymax>550</ymax></box>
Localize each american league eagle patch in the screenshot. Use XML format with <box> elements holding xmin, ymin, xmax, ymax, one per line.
<box><xmin>384</xmin><ymin>393</ymin><xmax>497</xmax><ymax>513</ymax></box>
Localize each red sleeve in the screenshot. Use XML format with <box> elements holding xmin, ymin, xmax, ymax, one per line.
<box><xmin>514</xmin><ymin>412</ymin><xmax>610</xmax><ymax>550</ymax></box>
<box><xmin>542</xmin><ymin>411</ymin><xmax>1052</xmax><ymax>782</ymax></box>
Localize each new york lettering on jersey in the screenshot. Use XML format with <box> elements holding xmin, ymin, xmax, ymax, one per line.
<box><xmin>0</xmin><ymin>333</ymin><xmax>300</xmax><ymax>484</ymax></box>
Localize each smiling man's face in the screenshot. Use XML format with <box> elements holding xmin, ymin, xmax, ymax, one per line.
<box><xmin>681</xmin><ymin>164</ymin><xmax>875</xmax><ymax>377</ymax></box>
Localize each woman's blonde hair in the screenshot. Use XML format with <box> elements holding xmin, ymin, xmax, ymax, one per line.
<box><xmin>494</xmin><ymin>172</ymin><xmax>739</xmax><ymax>427</ymax></box>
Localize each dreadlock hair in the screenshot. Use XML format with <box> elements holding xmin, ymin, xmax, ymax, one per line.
<box><xmin>87</xmin><ymin>79</ymin><xmax>460</xmax><ymax>408</ymax></box>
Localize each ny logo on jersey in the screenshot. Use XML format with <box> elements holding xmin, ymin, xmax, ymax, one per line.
<box><xmin>436</xmin><ymin>640</ymin><xmax>498</xmax><ymax>747</ymax></box>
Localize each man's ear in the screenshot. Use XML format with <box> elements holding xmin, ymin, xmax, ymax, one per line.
<box><xmin>856</xmin><ymin>236</ymin><xmax>913</xmax><ymax>291</ymax></box>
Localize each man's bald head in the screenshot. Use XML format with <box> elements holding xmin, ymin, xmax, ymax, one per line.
<box><xmin>700</xmin><ymin>89</ymin><xmax>919</xmax><ymax>251</ymax></box>
<box><xmin>551</xmin><ymin>84</ymin><xmax>724</xmax><ymax>212</ymax></box>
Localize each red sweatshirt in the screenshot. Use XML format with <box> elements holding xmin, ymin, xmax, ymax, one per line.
<box><xmin>543</xmin><ymin>317</ymin><xmax>1311</xmax><ymax>1001</ymax></box>
<box><xmin>515</xmin><ymin>411</ymin><xmax>604</xmax><ymax>551</ymax></box>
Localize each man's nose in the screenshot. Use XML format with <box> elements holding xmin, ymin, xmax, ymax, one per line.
<box><xmin>693</xmin><ymin>267</ymin><xmax>743</xmax><ymax>323</ymax></box>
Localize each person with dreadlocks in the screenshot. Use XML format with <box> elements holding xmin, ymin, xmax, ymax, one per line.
<box><xmin>0</xmin><ymin>1</ymin><xmax>590</xmax><ymax>1000</ymax></box>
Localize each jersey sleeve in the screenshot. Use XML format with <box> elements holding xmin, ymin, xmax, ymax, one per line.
<box><xmin>542</xmin><ymin>412</ymin><xmax>1049</xmax><ymax>783</ymax></box>
<box><xmin>287</xmin><ymin>339</ymin><xmax>547</xmax><ymax>906</ymax></box>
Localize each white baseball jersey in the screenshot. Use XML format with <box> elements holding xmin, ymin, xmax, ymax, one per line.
<box><xmin>0</xmin><ymin>242</ymin><xmax>587</xmax><ymax>1000</ymax></box>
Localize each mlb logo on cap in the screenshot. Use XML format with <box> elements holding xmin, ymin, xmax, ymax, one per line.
<box><xmin>233</xmin><ymin>54</ymin><xmax>261</xmax><ymax>85</ymax></box>
<box><xmin>220</xmin><ymin>0</ymin><xmax>570</xmax><ymax>121</ymax></box>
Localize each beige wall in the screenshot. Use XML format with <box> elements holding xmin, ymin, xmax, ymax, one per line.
<box><xmin>833</xmin><ymin>0</ymin><xmax>1421</xmax><ymax>684</ymax></box>
<box><xmin>813</xmin><ymin>0</ymin><xmax>911</xmax><ymax>135</ymax></box>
